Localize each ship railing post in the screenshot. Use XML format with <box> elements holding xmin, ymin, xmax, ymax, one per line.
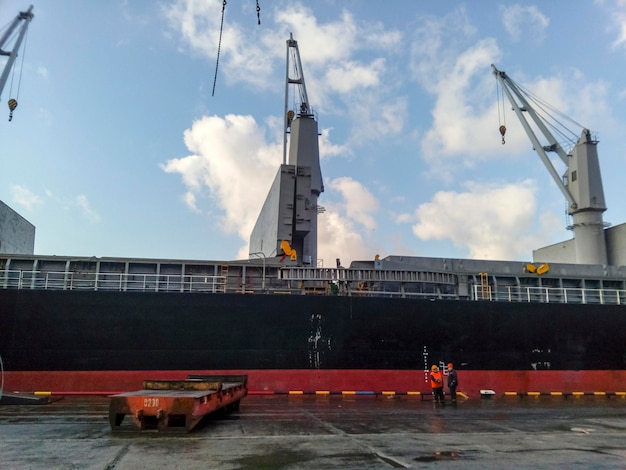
<box><xmin>249</xmin><ymin>252</ymin><xmax>266</xmax><ymax>291</ymax></box>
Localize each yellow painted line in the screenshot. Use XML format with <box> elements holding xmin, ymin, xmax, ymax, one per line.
<box><xmin>527</xmin><ymin>391</ymin><xmax>541</xmax><ymax>397</ymax></box>
<box><xmin>288</xmin><ymin>390</ymin><xmax>304</xmax><ymax>395</ymax></box>
<box><xmin>615</xmin><ymin>391</ymin><xmax>626</xmax><ymax>397</ymax></box>
<box><xmin>341</xmin><ymin>391</ymin><xmax>356</xmax><ymax>395</ymax></box>
<box><xmin>381</xmin><ymin>391</ymin><xmax>395</xmax><ymax>396</ymax></box>
<box><xmin>593</xmin><ymin>391</ymin><xmax>606</xmax><ymax>396</ymax></box>
<box><xmin>571</xmin><ymin>391</ymin><xmax>585</xmax><ymax>397</ymax></box>
<box><xmin>504</xmin><ymin>392</ymin><xmax>518</xmax><ymax>396</ymax></box>
<box><xmin>550</xmin><ymin>391</ymin><xmax>563</xmax><ymax>396</ymax></box>
<box><xmin>457</xmin><ymin>392</ymin><xmax>469</xmax><ymax>399</ymax></box>
<box><xmin>34</xmin><ymin>391</ymin><xmax>51</xmax><ymax>396</ymax></box>
<box><xmin>406</xmin><ymin>391</ymin><xmax>422</xmax><ymax>396</ymax></box>
<box><xmin>315</xmin><ymin>390</ymin><xmax>330</xmax><ymax>395</ymax></box>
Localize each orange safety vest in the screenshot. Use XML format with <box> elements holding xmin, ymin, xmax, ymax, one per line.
<box><xmin>430</xmin><ymin>370</ymin><xmax>443</xmax><ymax>389</ymax></box>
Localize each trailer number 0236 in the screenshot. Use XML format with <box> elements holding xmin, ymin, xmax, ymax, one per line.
<box><xmin>143</xmin><ymin>398</ymin><xmax>159</xmax><ymax>407</ymax></box>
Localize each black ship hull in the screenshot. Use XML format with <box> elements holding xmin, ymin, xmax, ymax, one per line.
<box><xmin>2</xmin><ymin>289</ymin><xmax>626</xmax><ymax>395</ymax></box>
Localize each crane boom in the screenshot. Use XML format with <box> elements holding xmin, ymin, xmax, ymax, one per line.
<box><xmin>283</xmin><ymin>33</ymin><xmax>311</xmax><ymax>165</ymax></box>
<box><xmin>492</xmin><ymin>64</ymin><xmax>608</xmax><ymax>265</ymax></box>
<box><xmin>492</xmin><ymin>65</ymin><xmax>575</xmax><ymax>208</ymax></box>
<box><xmin>0</xmin><ymin>5</ymin><xmax>34</xmax><ymax>101</ymax></box>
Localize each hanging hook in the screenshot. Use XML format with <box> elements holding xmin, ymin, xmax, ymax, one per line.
<box><xmin>499</xmin><ymin>125</ymin><xmax>506</xmax><ymax>145</ymax></box>
<box><xmin>8</xmin><ymin>99</ymin><xmax>18</xmax><ymax>122</ymax></box>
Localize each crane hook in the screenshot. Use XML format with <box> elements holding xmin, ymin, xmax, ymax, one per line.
<box><xmin>499</xmin><ymin>124</ymin><xmax>506</xmax><ymax>145</ymax></box>
<box><xmin>8</xmin><ymin>99</ymin><xmax>18</xmax><ymax>122</ymax></box>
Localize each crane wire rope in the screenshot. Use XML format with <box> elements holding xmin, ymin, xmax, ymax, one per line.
<box><xmin>496</xmin><ymin>78</ymin><xmax>507</xmax><ymax>144</ymax></box>
<box><xmin>212</xmin><ymin>1</ymin><xmax>262</xmax><ymax>97</ymax></box>
<box><xmin>289</xmin><ymin>47</ymin><xmax>308</xmax><ymax>113</ymax></box>
<box><xmin>2</xmin><ymin>13</ymin><xmax>30</xmax><ymax>121</ymax></box>
<box><xmin>507</xmin><ymin>76</ymin><xmax>584</xmax><ymax>151</ymax></box>
<box><xmin>7</xmin><ymin>24</ymin><xmax>28</xmax><ymax>121</ymax></box>
<box><xmin>212</xmin><ymin>0</ymin><xmax>227</xmax><ymax>97</ymax></box>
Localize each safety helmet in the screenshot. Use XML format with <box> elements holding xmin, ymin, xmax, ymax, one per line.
<box><xmin>431</xmin><ymin>365</ymin><xmax>439</xmax><ymax>371</ymax></box>
<box><xmin>447</xmin><ymin>363</ymin><xmax>453</xmax><ymax>369</ymax></box>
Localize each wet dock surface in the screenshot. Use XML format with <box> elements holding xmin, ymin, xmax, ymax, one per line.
<box><xmin>0</xmin><ymin>394</ymin><xmax>625</xmax><ymax>469</ymax></box>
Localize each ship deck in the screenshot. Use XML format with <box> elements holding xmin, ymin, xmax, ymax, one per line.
<box><xmin>3</xmin><ymin>253</ymin><xmax>626</xmax><ymax>304</ymax></box>
<box><xmin>1</xmin><ymin>394</ymin><xmax>625</xmax><ymax>468</ymax></box>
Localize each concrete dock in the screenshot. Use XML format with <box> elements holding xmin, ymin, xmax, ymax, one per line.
<box><xmin>0</xmin><ymin>394</ymin><xmax>625</xmax><ymax>469</ymax></box>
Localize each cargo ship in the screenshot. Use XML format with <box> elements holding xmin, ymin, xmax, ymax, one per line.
<box><xmin>1</xmin><ymin>27</ymin><xmax>625</xmax><ymax>397</ymax></box>
<box><xmin>1</xmin><ymin>251</ymin><xmax>626</xmax><ymax>397</ymax></box>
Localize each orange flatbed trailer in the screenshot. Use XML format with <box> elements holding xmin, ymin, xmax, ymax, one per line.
<box><xmin>109</xmin><ymin>375</ymin><xmax>247</xmax><ymax>432</ymax></box>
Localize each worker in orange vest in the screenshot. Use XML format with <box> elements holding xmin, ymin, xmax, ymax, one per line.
<box><xmin>430</xmin><ymin>364</ymin><xmax>444</xmax><ymax>404</ymax></box>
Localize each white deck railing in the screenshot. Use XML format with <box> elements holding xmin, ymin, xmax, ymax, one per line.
<box><xmin>472</xmin><ymin>284</ymin><xmax>625</xmax><ymax>305</ymax></box>
<box><xmin>2</xmin><ymin>268</ymin><xmax>625</xmax><ymax>304</ymax></box>
<box><xmin>0</xmin><ymin>269</ymin><xmax>226</xmax><ymax>293</ymax></box>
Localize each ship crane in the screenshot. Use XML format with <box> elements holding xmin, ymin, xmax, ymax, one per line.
<box><xmin>492</xmin><ymin>64</ymin><xmax>608</xmax><ymax>265</ymax></box>
<box><xmin>0</xmin><ymin>5</ymin><xmax>34</xmax><ymax>121</ymax></box>
<box><xmin>249</xmin><ymin>34</ymin><xmax>323</xmax><ymax>266</ymax></box>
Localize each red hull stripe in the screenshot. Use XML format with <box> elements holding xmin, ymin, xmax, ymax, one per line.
<box><xmin>3</xmin><ymin>370</ymin><xmax>626</xmax><ymax>397</ymax></box>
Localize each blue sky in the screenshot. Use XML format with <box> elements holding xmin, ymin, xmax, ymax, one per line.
<box><xmin>2</xmin><ymin>0</ymin><xmax>626</xmax><ymax>266</ymax></box>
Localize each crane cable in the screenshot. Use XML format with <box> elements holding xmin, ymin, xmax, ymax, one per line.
<box><xmin>211</xmin><ymin>0</ymin><xmax>227</xmax><ymax>97</ymax></box>
<box><xmin>6</xmin><ymin>22</ymin><xmax>29</xmax><ymax>122</ymax></box>
<box><xmin>212</xmin><ymin>1</ymin><xmax>262</xmax><ymax>97</ymax></box>
<box><xmin>496</xmin><ymin>77</ymin><xmax>506</xmax><ymax>144</ymax></box>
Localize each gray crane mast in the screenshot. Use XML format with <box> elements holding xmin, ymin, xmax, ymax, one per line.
<box><xmin>249</xmin><ymin>34</ymin><xmax>323</xmax><ymax>266</ymax></box>
<box><xmin>283</xmin><ymin>34</ymin><xmax>323</xmax><ymax>266</ymax></box>
<box><xmin>492</xmin><ymin>65</ymin><xmax>607</xmax><ymax>265</ymax></box>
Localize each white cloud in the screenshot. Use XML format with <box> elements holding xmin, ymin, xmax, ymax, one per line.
<box><xmin>274</xmin><ymin>7</ymin><xmax>357</xmax><ymax>65</ymax></box>
<box><xmin>75</xmin><ymin>195</ymin><xmax>101</xmax><ymax>223</ymax></box>
<box><xmin>409</xmin><ymin>6</ymin><xmax>611</xmax><ymax>182</ymax></box>
<box><xmin>609</xmin><ymin>0</ymin><xmax>626</xmax><ymax>49</ymax></box>
<box><xmin>409</xmin><ymin>7</ymin><xmax>477</xmax><ymax>92</ymax></box>
<box><xmin>327</xmin><ymin>177</ymin><xmax>379</xmax><ymax>231</ymax></box>
<box><xmin>317</xmin><ymin>177</ymin><xmax>382</xmax><ymax>265</ymax></box>
<box><xmin>37</xmin><ymin>66</ymin><xmax>48</xmax><ymax>79</ymax></box>
<box><xmin>10</xmin><ymin>185</ymin><xmax>42</xmax><ymax>211</ymax></box>
<box><xmin>318</xmin><ymin>128</ymin><xmax>350</xmax><ymax>159</ymax></box>
<box><xmin>317</xmin><ymin>210</ymin><xmax>379</xmax><ymax>267</ymax></box>
<box><xmin>501</xmin><ymin>5</ymin><xmax>549</xmax><ymax>44</ymax></box>
<box><xmin>165</xmin><ymin>0</ymin><xmax>403</xmax><ymax>143</ymax></box>
<box><xmin>325</xmin><ymin>58</ymin><xmax>385</xmax><ymax>93</ymax></box>
<box><xmin>10</xmin><ymin>186</ymin><xmax>99</xmax><ymax>223</ymax></box>
<box><xmin>347</xmin><ymin>94</ymin><xmax>408</xmax><ymax>144</ymax></box>
<box><xmin>161</xmin><ymin>114</ymin><xmax>281</xmax><ymax>242</ymax></box>
<box><xmin>407</xmin><ymin>8</ymin><xmax>508</xmax><ymax>180</ymax></box>
<box><xmin>161</xmin><ymin>113</ymin><xmax>380</xmax><ymax>264</ymax></box>
<box><xmin>411</xmin><ymin>180</ymin><xmax>561</xmax><ymax>260</ymax></box>
<box><xmin>163</xmin><ymin>0</ymin><xmax>276</xmax><ymax>89</ymax></box>
<box><xmin>418</xmin><ymin>38</ymin><xmax>506</xmax><ymax>178</ymax></box>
